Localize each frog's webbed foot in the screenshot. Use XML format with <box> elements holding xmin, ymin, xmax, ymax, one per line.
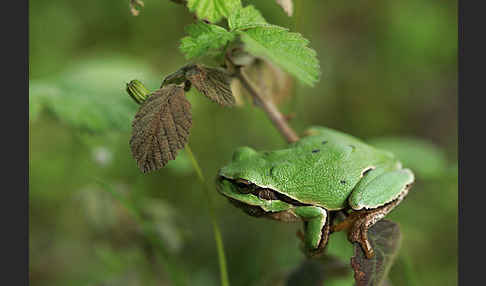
<box><xmin>346</xmin><ymin>168</ymin><xmax>413</xmax><ymax>258</ymax></box>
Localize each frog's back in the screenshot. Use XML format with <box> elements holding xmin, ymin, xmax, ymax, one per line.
<box><xmin>265</xmin><ymin>126</ymin><xmax>397</xmax><ymax>210</ymax></box>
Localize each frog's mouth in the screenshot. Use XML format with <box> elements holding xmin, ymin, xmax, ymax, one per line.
<box><xmin>226</xmin><ymin>197</ymin><xmax>267</xmax><ymax>217</ymax></box>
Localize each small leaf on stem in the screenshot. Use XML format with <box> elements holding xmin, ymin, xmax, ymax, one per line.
<box><xmin>126</xmin><ymin>79</ymin><xmax>150</xmax><ymax>104</ymax></box>
<box><xmin>239</xmin><ymin>26</ymin><xmax>320</xmax><ymax>86</ymax></box>
<box><xmin>179</xmin><ymin>21</ymin><xmax>234</xmax><ymax>59</ymax></box>
<box><xmin>163</xmin><ymin>64</ymin><xmax>236</xmax><ymax>107</ymax></box>
<box><xmin>228</xmin><ymin>5</ymin><xmax>272</xmax><ymax>31</ymax></box>
<box><xmin>351</xmin><ymin>220</ymin><xmax>402</xmax><ymax>286</ymax></box>
<box><xmin>130</xmin><ymin>84</ymin><xmax>192</xmax><ymax>173</ymax></box>
<box><xmin>187</xmin><ymin>0</ymin><xmax>242</xmax><ymax>23</ymax></box>
<box><xmin>185</xmin><ymin>65</ymin><xmax>235</xmax><ymax>106</ymax></box>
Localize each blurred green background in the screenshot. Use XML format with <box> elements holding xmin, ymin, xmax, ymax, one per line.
<box><xmin>29</xmin><ymin>0</ymin><xmax>457</xmax><ymax>285</ymax></box>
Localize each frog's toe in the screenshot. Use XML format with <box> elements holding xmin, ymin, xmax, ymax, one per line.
<box><xmin>348</xmin><ymin>219</ymin><xmax>375</xmax><ymax>259</ymax></box>
<box><xmin>304</xmin><ymin>245</ymin><xmax>327</xmax><ymax>258</ymax></box>
<box><xmin>300</xmin><ymin>226</ymin><xmax>331</xmax><ymax>259</ymax></box>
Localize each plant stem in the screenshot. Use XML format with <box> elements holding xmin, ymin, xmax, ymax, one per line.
<box><xmin>185</xmin><ymin>144</ymin><xmax>230</xmax><ymax>286</ymax></box>
<box><xmin>235</xmin><ymin>68</ymin><xmax>300</xmax><ymax>143</ymax></box>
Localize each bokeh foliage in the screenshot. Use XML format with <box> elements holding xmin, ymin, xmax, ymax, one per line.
<box><xmin>29</xmin><ymin>0</ymin><xmax>457</xmax><ymax>285</ymax></box>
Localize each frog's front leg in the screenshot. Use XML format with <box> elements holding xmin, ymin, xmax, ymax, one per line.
<box><xmin>293</xmin><ymin>206</ymin><xmax>330</xmax><ymax>257</ymax></box>
<box><xmin>346</xmin><ymin>168</ymin><xmax>414</xmax><ymax>258</ymax></box>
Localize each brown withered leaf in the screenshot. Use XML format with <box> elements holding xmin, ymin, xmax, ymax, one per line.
<box><xmin>130</xmin><ymin>84</ymin><xmax>192</xmax><ymax>173</ymax></box>
<box><xmin>162</xmin><ymin>64</ymin><xmax>236</xmax><ymax>107</ymax></box>
<box><xmin>186</xmin><ymin>65</ymin><xmax>235</xmax><ymax>106</ymax></box>
<box><xmin>351</xmin><ymin>220</ymin><xmax>402</xmax><ymax>286</ymax></box>
<box><xmin>276</xmin><ymin>0</ymin><xmax>294</xmax><ymax>17</ymax></box>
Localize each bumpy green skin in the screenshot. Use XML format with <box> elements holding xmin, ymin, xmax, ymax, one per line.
<box><xmin>219</xmin><ymin>126</ymin><xmax>409</xmax><ymax>210</ymax></box>
<box><xmin>217</xmin><ymin>126</ymin><xmax>414</xmax><ymax>255</ymax></box>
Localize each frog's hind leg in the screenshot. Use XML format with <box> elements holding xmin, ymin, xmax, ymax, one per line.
<box><xmin>294</xmin><ymin>206</ymin><xmax>331</xmax><ymax>258</ymax></box>
<box><xmin>347</xmin><ymin>168</ymin><xmax>414</xmax><ymax>258</ymax></box>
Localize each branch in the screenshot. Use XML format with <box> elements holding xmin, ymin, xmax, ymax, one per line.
<box><xmin>226</xmin><ymin>55</ymin><xmax>300</xmax><ymax>143</ymax></box>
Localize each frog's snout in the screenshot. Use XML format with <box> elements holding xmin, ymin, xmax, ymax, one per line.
<box><xmin>232</xmin><ymin>147</ymin><xmax>257</xmax><ymax>162</ymax></box>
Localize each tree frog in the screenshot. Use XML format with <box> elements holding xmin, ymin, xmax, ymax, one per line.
<box><xmin>216</xmin><ymin>126</ymin><xmax>414</xmax><ymax>258</ymax></box>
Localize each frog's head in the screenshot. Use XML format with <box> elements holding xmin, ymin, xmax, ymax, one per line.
<box><xmin>216</xmin><ymin>147</ymin><xmax>294</xmax><ymax>217</ymax></box>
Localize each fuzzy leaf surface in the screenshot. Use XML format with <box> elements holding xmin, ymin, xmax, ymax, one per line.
<box><xmin>130</xmin><ymin>85</ymin><xmax>192</xmax><ymax>173</ymax></box>
<box><xmin>228</xmin><ymin>5</ymin><xmax>272</xmax><ymax>31</ymax></box>
<box><xmin>180</xmin><ymin>21</ymin><xmax>234</xmax><ymax>59</ymax></box>
<box><xmin>162</xmin><ymin>64</ymin><xmax>235</xmax><ymax>106</ymax></box>
<box><xmin>185</xmin><ymin>65</ymin><xmax>235</xmax><ymax>106</ymax></box>
<box><xmin>239</xmin><ymin>26</ymin><xmax>320</xmax><ymax>86</ymax></box>
<box><xmin>187</xmin><ymin>0</ymin><xmax>242</xmax><ymax>23</ymax></box>
<box><xmin>351</xmin><ymin>220</ymin><xmax>402</xmax><ymax>286</ymax></box>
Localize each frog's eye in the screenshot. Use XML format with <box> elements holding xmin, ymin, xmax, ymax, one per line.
<box><xmin>234</xmin><ymin>179</ymin><xmax>253</xmax><ymax>193</ymax></box>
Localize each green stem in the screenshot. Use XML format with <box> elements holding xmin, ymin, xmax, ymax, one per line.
<box><xmin>399</xmin><ymin>252</ymin><xmax>420</xmax><ymax>285</ymax></box>
<box><xmin>185</xmin><ymin>144</ymin><xmax>230</xmax><ymax>286</ymax></box>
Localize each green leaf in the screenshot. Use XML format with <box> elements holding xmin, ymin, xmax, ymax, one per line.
<box><xmin>368</xmin><ymin>136</ymin><xmax>449</xmax><ymax>180</ymax></box>
<box><xmin>29</xmin><ymin>56</ymin><xmax>160</xmax><ymax>133</ymax></box>
<box><xmin>351</xmin><ymin>220</ymin><xmax>402</xmax><ymax>286</ymax></box>
<box><xmin>180</xmin><ymin>21</ymin><xmax>234</xmax><ymax>59</ymax></box>
<box><xmin>187</xmin><ymin>0</ymin><xmax>242</xmax><ymax>23</ymax></box>
<box><xmin>239</xmin><ymin>26</ymin><xmax>320</xmax><ymax>86</ymax></box>
<box><xmin>228</xmin><ymin>5</ymin><xmax>272</xmax><ymax>31</ymax></box>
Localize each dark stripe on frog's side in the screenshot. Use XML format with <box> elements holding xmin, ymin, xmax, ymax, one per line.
<box><xmin>228</xmin><ymin>178</ymin><xmax>309</xmax><ymax>207</ymax></box>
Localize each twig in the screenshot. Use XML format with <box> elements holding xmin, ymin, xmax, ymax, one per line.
<box><xmin>226</xmin><ymin>54</ymin><xmax>300</xmax><ymax>143</ymax></box>
<box><xmin>237</xmin><ymin>69</ymin><xmax>300</xmax><ymax>143</ymax></box>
